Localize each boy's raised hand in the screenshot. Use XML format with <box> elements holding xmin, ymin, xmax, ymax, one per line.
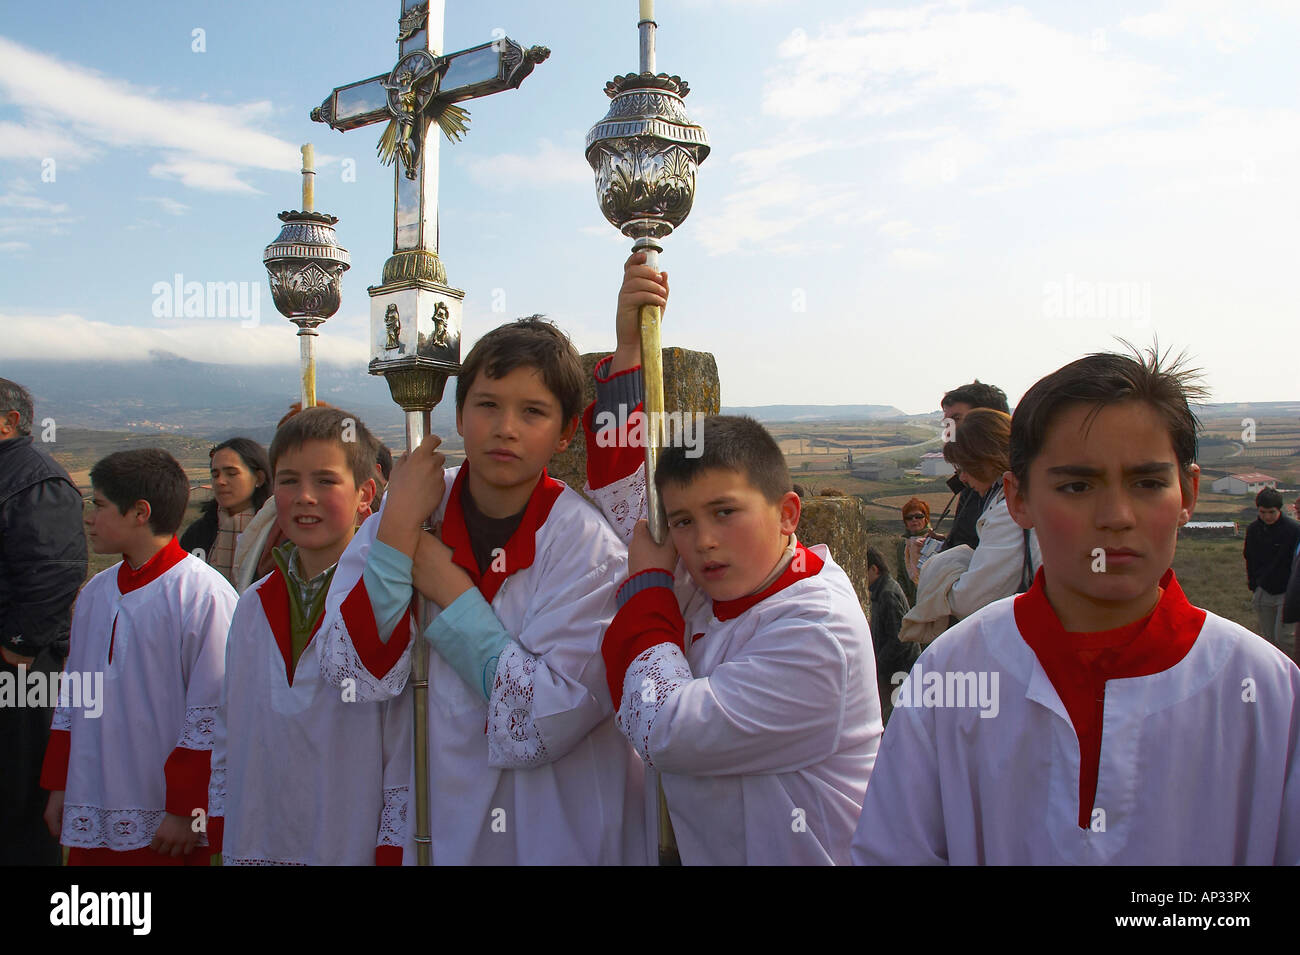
<box><xmin>613</xmin><ymin>252</ymin><xmax>669</xmax><ymax>375</ymax></box>
<box><xmin>629</xmin><ymin>518</ymin><xmax>678</xmax><ymax>576</ymax></box>
<box><xmin>412</xmin><ymin>528</ymin><xmax>474</xmax><ymax>609</ymax></box>
<box><xmin>378</xmin><ymin>434</ymin><xmax>446</xmax><ymax>559</ymax></box>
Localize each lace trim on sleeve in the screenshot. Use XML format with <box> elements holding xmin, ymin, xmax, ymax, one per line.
<box><xmin>207</xmin><ymin>762</ymin><xmax>226</xmax><ymax>820</ymax></box>
<box><xmin>51</xmin><ymin>704</ymin><xmax>72</xmax><ymax>732</ymax></box>
<box><xmin>485</xmin><ymin>642</ymin><xmax>552</xmax><ymax>769</ymax></box>
<box><xmin>617</xmin><ymin>642</ymin><xmax>692</xmax><ymax>769</ymax></box>
<box><xmin>379</xmin><ymin>785</ymin><xmax>409</xmax><ymax>847</ymax></box>
<box><xmin>176</xmin><ymin>705</ymin><xmax>218</xmax><ymax>750</ymax></box>
<box><xmin>585</xmin><ymin>462</ymin><xmax>647</xmax><ymax>545</ymax></box>
<box><xmin>61</xmin><ymin>806</ymin><xmax>212</xmax><ymax>850</ymax></box>
<box><xmin>318</xmin><ymin>614</ymin><xmax>411</xmax><ymax>702</ymax></box>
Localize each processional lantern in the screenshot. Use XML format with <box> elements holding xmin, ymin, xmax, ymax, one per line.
<box><xmin>263</xmin><ymin>144</ymin><xmax>351</xmax><ymax>409</ymax></box>
<box><xmin>585</xmin><ymin>0</ymin><xmax>710</xmax><ymax>867</ymax></box>
<box><xmin>585</xmin><ymin>0</ymin><xmax>709</xmax><ymax>544</ymax></box>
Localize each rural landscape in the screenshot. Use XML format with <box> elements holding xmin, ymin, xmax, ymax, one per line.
<box><xmin>30</xmin><ymin>358</ymin><xmax>1298</xmax><ymax>635</ymax></box>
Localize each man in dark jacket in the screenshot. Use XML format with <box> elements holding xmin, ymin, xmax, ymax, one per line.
<box><xmin>938</xmin><ymin>380</ymin><xmax>1009</xmax><ymax>553</ymax></box>
<box><xmin>867</xmin><ymin>547</ymin><xmax>919</xmax><ymax>726</ymax></box>
<box><xmin>1243</xmin><ymin>486</ymin><xmax>1300</xmax><ymax>659</ymax></box>
<box><xmin>0</xmin><ymin>378</ymin><xmax>87</xmax><ymax>864</ymax></box>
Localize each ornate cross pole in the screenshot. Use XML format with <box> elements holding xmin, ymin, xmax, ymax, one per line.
<box><xmin>310</xmin><ymin>0</ymin><xmax>548</xmax><ymax>867</ymax></box>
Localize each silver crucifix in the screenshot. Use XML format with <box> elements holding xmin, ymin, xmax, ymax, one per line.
<box><xmin>309</xmin><ymin>0</ymin><xmax>548</xmax><ymax>868</ymax></box>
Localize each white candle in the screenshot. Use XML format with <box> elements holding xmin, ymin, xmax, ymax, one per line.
<box><xmin>640</xmin><ymin>0</ymin><xmax>654</xmax><ymax>21</ymax></box>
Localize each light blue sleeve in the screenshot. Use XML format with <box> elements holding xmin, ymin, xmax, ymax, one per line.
<box><xmin>424</xmin><ymin>587</ymin><xmax>512</xmax><ymax>701</ymax></box>
<box><xmin>362</xmin><ymin>539</ymin><xmax>414</xmax><ymax>645</ymax></box>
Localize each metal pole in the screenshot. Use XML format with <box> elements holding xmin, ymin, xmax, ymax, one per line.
<box><xmin>404</xmin><ymin>406</ymin><xmax>434</xmax><ymax>867</ymax></box>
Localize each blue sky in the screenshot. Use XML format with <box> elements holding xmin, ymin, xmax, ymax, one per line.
<box><xmin>2</xmin><ymin>0</ymin><xmax>1298</xmax><ymax>413</ymax></box>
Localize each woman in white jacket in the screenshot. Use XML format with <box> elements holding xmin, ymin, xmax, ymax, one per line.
<box><xmin>901</xmin><ymin>409</ymin><xmax>1040</xmax><ymax>644</ymax></box>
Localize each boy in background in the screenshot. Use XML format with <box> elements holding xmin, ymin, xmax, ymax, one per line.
<box><xmin>853</xmin><ymin>348</ymin><xmax>1299</xmax><ymax>864</ymax></box>
<box><xmin>208</xmin><ymin>407</ymin><xmax>411</xmax><ymax>865</ymax></box>
<box><xmin>41</xmin><ymin>449</ymin><xmax>235</xmax><ymax>864</ymax></box>
<box><xmin>1242</xmin><ymin>486</ymin><xmax>1300</xmax><ymax>658</ymax></box>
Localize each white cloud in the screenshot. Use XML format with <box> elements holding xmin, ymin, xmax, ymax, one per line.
<box><xmin>464</xmin><ymin>138</ymin><xmax>591</xmax><ymax>190</ymax></box>
<box><xmin>0</xmin><ymin>240</ymin><xmax>30</xmax><ymax>253</ymax></box>
<box><xmin>1</xmin><ymin>310</ymin><xmax>369</xmax><ymax>366</ymax></box>
<box><xmin>149</xmin><ymin>160</ymin><xmax>258</xmax><ymax>194</ymax></box>
<box><xmin>139</xmin><ymin>196</ymin><xmax>189</xmax><ymax>216</ymax></box>
<box><xmin>694</xmin><ymin>176</ymin><xmax>856</xmax><ymax>256</ymax></box>
<box><xmin>878</xmin><ymin>219</ymin><xmax>919</xmax><ymax>239</ymax></box>
<box><xmin>0</xmin><ymin>35</ymin><xmax>299</xmax><ymax>192</ymax></box>
<box><xmin>887</xmin><ymin>247</ymin><xmax>942</xmax><ymax>270</ymax></box>
<box><xmin>0</xmin><ymin>121</ymin><xmax>81</xmax><ymax>160</ymax></box>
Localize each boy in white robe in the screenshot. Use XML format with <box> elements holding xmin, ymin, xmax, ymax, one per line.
<box><xmin>315</xmin><ymin>318</ymin><xmax>646</xmax><ymax>865</ymax></box>
<box><xmin>41</xmin><ymin>449</ymin><xmax>236</xmax><ymax>865</ymax></box>
<box><xmin>853</xmin><ymin>347</ymin><xmax>1300</xmax><ymax>865</ymax></box>
<box><xmin>207</xmin><ymin>407</ymin><xmax>412</xmax><ymax>865</ymax></box>
<box><xmin>586</xmin><ymin>255</ymin><xmax>881</xmax><ymax>865</ymax></box>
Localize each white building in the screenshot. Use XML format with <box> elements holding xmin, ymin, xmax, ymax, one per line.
<box><xmin>919</xmin><ymin>451</ymin><xmax>950</xmax><ymax>477</ymax></box>
<box><xmin>1210</xmin><ymin>472</ymin><xmax>1278</xmax><ymax>496</ymax></box>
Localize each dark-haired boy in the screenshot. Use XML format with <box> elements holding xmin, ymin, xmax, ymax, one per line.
<box><xmin>853</xmin><ymin>348</ymin><xmax>1300</xmax><ymax>864</ymax></box>
<box><xmin>316</xmin><ymin>317</ymin><xmax>645</xmax><ymax>865</ymax></box>
<box><xmin>40</xmin><ymin>449</ymin><xmax>236</xmax><ymax>864</ymax></box>
<box><xmin>1242</xmin><ymin>486</ymin><xmax>1299</xmax><ymax>658</ymax></box>
<box><xmin>587</xmin><ymin>257</ymin><xmax>879</xmax><ymax>864</ymax></box>
<box><xmin>207</xmin><ymin>407</ymin><xmax>412</xmax><ymax>865</ymax></box>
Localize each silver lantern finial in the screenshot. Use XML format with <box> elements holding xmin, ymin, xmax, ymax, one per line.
<box><xmin>584</xmin><ymin>0</ymin><xmax>709</xmax><ymax>870</ymax></box>
<box><xmin>263</xmin><ymin>144</ymin><xmax>350</xmax><ymax>408</ymax></box>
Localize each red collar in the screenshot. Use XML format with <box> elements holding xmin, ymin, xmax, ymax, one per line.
<box><xmin>440</xmin><ymin>464</ymin><xmax>565</xmax><ymax>604</ymax></box>
<box><xmin>712</xmin><ymin>542</ymin><xmax>825</xmax><ymax>622</ymax></box>
<box><xmin>117</xmin><ymin>537</ymin><xmax>188</xmax><ymax>595</ymax></box>
<box><xmin>256</xmin><ymin>567</ymin><xmax>326</xmax><ymax>686</ymax></box>
<box><xmin>1013</xmin><ymin>567</ymin><xmax>1205</xmax><ymax>829</ymax></box>
<box><xmin>1014</xmin><ymin>567</ymin><xmax>1204</xmax><ymax>676</ymax></box>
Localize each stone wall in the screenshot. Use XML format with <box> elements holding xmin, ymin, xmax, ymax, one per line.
<box><xmin>551</xmin><ymin>349</ymin><xmax>874</xmax><ymax>620</ymax></box>
<box><xmin>796</xmin><ymin>493</ymin><xmax>875</xmax><ymax>615</ymax></box>
<box><xmin>549</xmin><ymin>348</ymin><xmax>721</xmax><ymax>495</ymax></box>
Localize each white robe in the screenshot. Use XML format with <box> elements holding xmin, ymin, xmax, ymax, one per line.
<box><xmin>209</xmin><ymin>570</ymin><xmax>412</xmax><ymax>865</ymax></box>
<box><xmin>588</xmin><ymin>462</ymin><xmax>881</xmax><ymax>865</ymax></box>
<box><xmin>315</xmin><ymin>467</ymin><xmax>647</xmax><ymax>865</ymax></box>
<box><xmin>852</xmin><ymin>596</ymin><xmax>1300</xmax><ymax>865</ymax></box>
<box><xmin>51</xmin><ymin>553</ymin><xmax>235</xmax><ymax>851</ymax></box>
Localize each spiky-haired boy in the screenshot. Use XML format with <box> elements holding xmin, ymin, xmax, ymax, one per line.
<box><xmin>42</xmin><ymin>449</ymin><xmax>236</xmax><ymax>864</ymax></box>
<box><xmin>853</xmin><ymin>347</ymin><xmax>1300</xmax><ymax>865</ymax></box>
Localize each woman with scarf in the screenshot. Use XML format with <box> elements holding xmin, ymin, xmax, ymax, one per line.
<box><xmin>180</xmin><ymin>437</ymin><xmax>270</xmax><ymax>587</ymax></box>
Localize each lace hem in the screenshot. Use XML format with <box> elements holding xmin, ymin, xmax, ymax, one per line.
<box><xmin>585</xmin><ymin>462</ymin><xmax>647</xmax><ymax>545</ymax></box>
<box><xmin>176</xmin><ymin>705</ymin><xmax>218</xmax><ymax>750</ymax></box>
<box><xmin>485</xmin><ymin>642</ymin><xmax>552</xmax><ymax>769</ymax></box>
<box><xmin>225</xmin><ymin>857</ymin><xmax>308</xmax><ymax>866</ymax></box>
<box><xmin>379</xmin><ymin>785</ymin><xmax>408</xmax><ymax>847</ymax></box>
<box><xmin>207</xmin><ymin>763</ymin><xmax>226</xmax><ymax>819</ymax></box>
<box><xmin>617</xmin><ymin>643</ymin><xmax>692</xmax><ymax>769</ymax></box>
<box><xmin>60</xmin><ymin>805</ymin><xmax>209</xmax><ymax>850</ymax></box>
<box><xmin>51</xmin><ymin>705</ymin><xmax>71</xmax><ymax>732</ymax></box>
<box><xmin>317</xmin><ymin>615</ymin><xmax>411</xmax><ymax>702</ymax></box>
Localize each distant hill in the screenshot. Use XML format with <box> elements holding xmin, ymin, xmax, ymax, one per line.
<box><xmin>721</xmin><ymin>404</ymin><xmax>906</xmax><ymax>423</ymax></box>
<box><xmin>3</xmin><ymin>352</ymin><xmax>456</xmax><ymax>447</ymax></box>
